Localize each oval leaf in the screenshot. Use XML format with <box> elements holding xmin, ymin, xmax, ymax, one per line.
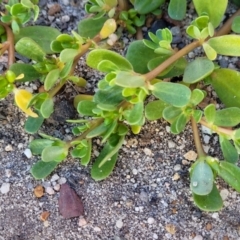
<box><xmin>168</xmin><ymin>0</ymin><xmax>186</xmax><ymax>20</ymax></box>
<box><xmin>30</xmin><ymin>139</ymin><xmax>54</xmax><ymax>155</ymax></box>
<box><xmin>152</xmin><ymin>82</ymin><xmax>191</xmax><ymax>107</ymax></box>
<box><xmin>42</xmin><ymin>146</ymin><xmax>68</xmax><ymax>162</ymax></box>
<box><xmin>40</xmin><ymin>98</ymin><xmax>54</xmax><ymax>118</ymax></box>
<box><xmin>145</xmin><ymin>100</ymin><xmax>167</xmax><ymax>120</ymax></box>
<box><xmin>44</xmin><ymin>69</ymin><xmax>60</xmax><ymax>91</ymax></box>
<box><xmin>214</xmin><ymin>107</ymin><xmax>240</xmax><ymax>127</ymax></box>
<box><xmin>183</xmin><ymin>58</ymin><xmax>214</xmax><ymax>84</ymax></box>
<box><xmin>115</xmin><ymin>71</ymin><xmax>146</xmax><ymax>88</ymax></box>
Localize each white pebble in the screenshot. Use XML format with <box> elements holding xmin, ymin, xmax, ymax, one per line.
<box><xmin>132</xmin><ymin>169</ymin><xmax>138</xmax><ymax>175</ymax></box>
<box><xmin>168</xmin><ymin>141</ymin><xmax>176</xmax><ymax>148</ymax></box>
<box><xmin>193</xmin><ymin>235</ymin><xmax>203</xmax><ymax>240</ymax></box>
<box><xmin>116</xmin><ymin>219</ymin><xmax>123</xmax><ymax>229</ymax></box>
<box><xmin>0</xmin><ymin>183</ymin><xmax>10</xmax><ymax>194</ymax></box>
<box><xmin>143</xmin><ymin>148</ymin><xmax>152</xmax><ymax>156</ymax></box>
<box><xmin>201</xmin><ymin>125</ymin><xmax>211</xmax><ymax>135</ymax></box>
<box><xmin>53</xmin><ymin>184</ymin><xmax>60</xmax><ymax>191</ymax></box>
<box><xmin>212</xmin><ymin>212</ymin><xmax>219</xmax><ymax>219</ymax></box>
<box><xmin>5</xmin><ymin>169</ymin><xmax>11</xmax><ymax>178</ymax></box>
<box><xmin>174</xmin><ymin>164</ymin><xmax>181</xmax><ymax>171</ymax></box>
<box><xmin>153</xmin><ymin>233</ymin><xmax>158</xmax><ymax>239</ymax></box>
<box><xmin>147</xmin><ymin>217</ymin><xmax>155</xmax><ymax>224</ymax></box>
<box><xmin>78</xmin><ymin>217</ymin><xmax>87</xmax><ymax>227</ymax></box>
<box><xmin>43</xmin><ymin>220</ymin><xmax>49</xmax><ymax>227</ymax></box>
<box><xmin>24</xmin><ymin>148</ymin><xmax>32</xmax><ymax>158</ymax></box>
<box><xmin>61</xmin><ymin>15</ymin><xmax>70</xmax><ymax>23</ymax></box>
<box><xmin>220</xmin><ymin>189</ymin><xmax>229</xmax><ymax>201</ymax></box>
<box><xmin>18</xmin><ymin>143</ymin><xmax>24</xmax><ymax>149</ymax></box>
<box><xmin>5</xmin><ymin>144</ymin><xmax>13</xmax><ymax>151</ymax></box>
<box><xmin>45</xmin><ymin>187</ymin><xmax>55</xmax><ymax>195</ymax></box>
<box><xmin>58</xmin><ymin>177</ymin><xmax>67</xmax><ymax>185</ymax></box>
<box><xmin>50</xmin><ymin>174</ymin><xmax>60</xmax><ymax>182</ymax></box>
<box><xmin>93</xmin><ymin>227</ymin><xmax>101</xmax><ymax>232</ymax></box>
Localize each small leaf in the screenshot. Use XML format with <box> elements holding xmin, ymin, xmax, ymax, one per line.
<box><xmin>214</xmin><ymin>107</ymin><xmax>240</xmax><ymax>127</ymax></box>
<box><xmin>87</xmin><ymin>49</ymin><xmax>133</xmax><ymax>71</ymax></box>
<box><xmin>42</xmin><ymin>146</ymin><xmax>68</xmax><ymax>162</ymax></box>
<box><xmin>163</xmin><ymin>106</ymin><xmax>182</xmax><ymax>122</ymax></box>
<box><xmin>183</xmin><ymin>58</ymin><xmax>214</xmax><ymax>84</ymax></box>
<box><xmin>44</xmin><ymin>69</ymin><xmax>60</xmax><ymax>91</ymax></box>
<box><xmin>204</xmin><ymin>104</ymin><xmax>216</xmax><ymax>124</ymax></box>
<box><xmin>81</xmin><ymin>140</ymin><xmax>92</xmax><ymax>166</ymax></box>
<box><xmin>203</xmin><ymin>43</ymin><xmax>217</xmax><ymax>60</ymax></box>
<box><xmin>97</xmin><ymin>60</ymin><xmax>119</xmax><ymax>72</ymax></box>
<box><xmin>78</xmin><ymin>16</ymin><xmax>108</xmax><ymax>38</ymax></box>
<box><xmin>209</xmin><ymin>69</ymin><xmax>240</xmax><ymax>108</ymax></box>
<box><xmin>133</xmin><ymin>0</ymin><xmax>165</xmax><ymax>14</ymax></box>
<box><xmin>77</xmin><ymin>100</ymin><xmax>97</xmax><ymax>116</ymax></box>
<box><xmin>220</xmin><ymin>136</ymin><xmax>239</xmax><ymax>164</ymax></box>
<box><xmin>168</xmin><ymin>0</ymin><xmax>186</xmax><ymax>20</ymax></box>
<box><xmin>124</xmin><ymin>102</ymin><xmax>144</xmax><ymax>125</ymax></box>
<box><xmin>86</xmin><ymin>122</ymin><xmax>108</xmax><ymax>138</ymax></box>
<box><xmin>30</xmin><ymin>139</ymin><xmax>54</xmax><ymax>155</ymax></box>
<box><xmin>60</xmin><ymin>49</ymin><xmax>79</xmax><ymax>63</ymax></box>
<box><xmin>10</xmin><ymin>63</ymin><xmax>42</xmax><ymax>82</ymax></box>
<box><xmin>190</xmin><ymin>89</ymin><xmax>205</xmax><ymax>106</ymax></box>
<box><xmin>193</xmin><ymin>183</ymin><xmax>223</xmax><ymax>211</ymax></box>
<box><xmin>145</xmin><ymin>100</ymin><xmax>167</xmax><ymax>120</ymax></box>
<box><xmin>232</xmin><ymin>16</ymin><xmax>240</xmax><ymax>33</ymax></box>
<box><xmin>193</xmin><ymin>0</ymin><xmax>227</xmax><ymax>28</ymax></box>
<box><xmin>190</xmin><ymin>160</ymin><xmax>214</xmax><ymax>195</ymax></box>
<box><xmin>99</xmin><ymin>18</ymin><xmax>117</xmax><ymax>39</ymax></box>
<box><xmin>24</xmin><ymin>114</ymin><xmax>44</xmax><ymax>134</ymax></box>
<box><xmin>31</xmin><ymin>160</ymin><xmax>59</xmax><ymax>179</ymax></box>
<box><xmin>15</xmin><ymin>37</ymin><xmax>46</xmax><ymax>62</ymax></box>
<box><xmin>208</xmin><ymin>35</ymin><xmax>240</xmax><ymax>56</ymax></box>
<box><xmin>40</xmin><ymin>98</ymin><xmax>54</xmax><ymax>118</ymax></box>
<box><xmin>74</xmin><ymin>94</ymin><xmax>93</xmax><ymax>109</ymax></box>
<box><xmin>170</xmin><ymin>113</ymin><xmax>188</xmax><ymax>134</ymax></box>
<box><xmin>192</xmin><ymin>110</ymin><xmax>203</xmax><ymax>123</ymax></box>
<box><xmin>115</xmin><ymin>71</ymin><xmax>146</xmax><ymax>88</ymax></box>
<box><xmin>152</xmin><ymin>82</ymin><xmax>191</xmax><ymax>107</ymax></box>
<box><xmin>126</xmin><ymin>40</ymin><xmax>159</xmax><ymax>74</ymax></box>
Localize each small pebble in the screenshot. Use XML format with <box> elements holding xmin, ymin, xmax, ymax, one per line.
<box><xmin>174</xmin><ymin>164</ymin><xmax>181</xmax><ymax>171</ymax></box>
<box><xmin>58</xmin><ymin>177</ymin><xmax>67</xmax><ymax>185</ymax></box>
<box><xmin>188</xmin><ymin>52</ymin><xmax>195</xmax><ymax>58</ymax></box>
<box><xmin>147</xmin><ymin>217</ymin><xmax>155</xmax><ymax>224</ymax></box>
<box><xmin>132</xmin><ymin>169</ymin><xmax>138</xmax><ymax>175</ymax></box>
<box><xmin>193</xmin><ymin>235</ymin><xmax>203</xmax><ymax>240</ymax></box>
<box><xmin>18</xmin><ymin>143</ymin><xmax>24</xmax><ymax>149</ymax></box>
<box><xmin>143</xmin><ymin>148</ymin><xmax>152</xmax><ymax>156</ymax></box>
<box><xmin>212</xmin><ymin>213</ymin><xmax>219</xmax><ymax>219</ymax></box>
<box><xmin>0</xmin><ymin>183</ymin><xmax>10</xmax><ymax>194</ymax></box>
<box><xmin>45</xmin><ymin>187</ymin><xmax>55</xmax><ymax>195</ymax></box>
<box><xmin>78</xmin><ymin>217</ymin><xmax>87</xmax><ymax>227</ymax></box>
<box><xmin>93</xmin><ymin>227</ymin><xmax>101</xmax><ymax>232</ymax></box>
<box><xmin>24</xmin><ymin>148</ymin><xmax>32</xmax><ymax>158</ymax></box>
<box><xmin>168</xmin><ymin>141</ymin><xmax>176</xmax><ymax>148</ymax></box>
<box><xmin>5</xmin><ymin>169</ymin><xmax>11</xmax><ymax>178</ymax></box>
<box><xmin>43</xmin><ymin>220</ymin><xmax>49</xmax><ymax>227</ymax></box>
<box><xmin>5</xmin><ymin>144</ymin><xmax>13</xmax><ymax>152</ymax></box>
<box><xmin>172</xmin><ymin>173</ymin><xmax>180</xmax><ymax>181</ymax></box>
<box><xmin>139</xmin><ymin>191</ymin><xmax>149</xmax><ymax>202</ymax></box>
<box><xmin>153</xmin><ymin>233</ymin><xmax>158</xmax><ymax>239</ymax></box>
<box><xmin>61</xmin><ymin>15</ymin><xmax>70</xmax><ymax>23</ymax></box>
<box><xmin>116</xmin><ymin>219</ymin><xmax>123</xmax><ymax>229</ymax></box>
<box><xmin>40</xmin><ymin>211</ymin><xmax>50</xmax><ymax>221</ymax></box>
<box><xmin>220</xmin><ymin>189</ymin><xmax>229</xmax><ymax>201</ymax></box>
<box><xmin>48</xmin><ymin>4</ymin><xmax>61</xmax><ymax>16</ymax></box>
<box><xmin>51</xmin><ymin>174</ymin><xmax>60</xmax><ymax>182</ymax></box>
<box><xmin>183</xmin><ymin>150</ymin><xmax>197</xmax><ymax>161</ymax></box>
<box><xmin>53</xmin><ymin>184</ymin><xmax>61</xmax><ymax>191</ymax></box>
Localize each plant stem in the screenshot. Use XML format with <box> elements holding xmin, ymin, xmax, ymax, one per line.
<box><xmin>144</xmin><ymin>40</ymin><xmax>202</xmax><ymax>81</ymax></box>
<box><xmin>200</xmin><ymin>118</ymin><xmax>234</xmax><ymax>136</ymax></box>
<box><xmin>191</xmin><ymin>117</ymin><xmax>206</xmax><ymax>157</ymax></box>
<box><xmin>0</xmin><ymin>22</ymin><xmax>15</xmax><ymax>66</ymax></box>
<box><xmin>48</xmin><ymin>35</ymin><xmax>101</xmax><ymax>98</ymax></box>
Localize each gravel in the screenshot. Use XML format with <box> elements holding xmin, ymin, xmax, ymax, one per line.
<box><xmin>1</xmin><ymin>1</ymin><xmax>240</xmax><ymax>240</ymax></box>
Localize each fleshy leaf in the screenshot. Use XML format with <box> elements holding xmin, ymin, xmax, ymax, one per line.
<box><xmin>190</xmin><ymin>160</ymin><xmax>214</xmax><ymax>195</ymax></box>
<box><xmin>219</xmin><ymin>136</ymin><xmax>239</xmax><ymax>164</ymax></box>
<box><xmin>31</xmin><ymin>160</ymin><xmax>59</xmax><ymax>179</ymax></box>
<box><xmin>214</xmin><ymin>107</ymin><xmax>240</xmax><ymax>127</ymax></box>
<box><xmin>232</xmin><ymin>16</ymin><xmax>240</xmax><ymax>33</ymax></box>
<box><xmin>133</xmin><ymin>0</ymin><xmax>165</xmax><ymax>14</ymax></box>
<box><xmin>207</xmin><ymin>35</ymin><xmax>240</xmax><ymax>56</ymax></box>
<box><xmin>30</xmin><ymin>139</ymin><xmax>54</xmax><ymax>155</ymax></box>
<box><xmin>168</xmin><ymin>0</ymin><xmax>186</xmax><ymax>20</ymax></box>
<box><xmin>183</xmin><ymin>58</ymin><xmax>214</xmax><ymax>84</ymax></box>
<box><xmin>124</xmin><ymin>102</ymin><xmax>144</xmax><ymax>125</ymax></box>
<box><xmin>77</xmin><ymin>100</ymin><xmax>97</xmax><ymax>116</ymax></box>
<box><xmin>24</xmin><ymin>114</ymin><xmax>44</xmax><ymax>134</ymax></box>
<box><xmin>152</xmin><ymin>82</ymin><xmax>191</xmax><ymax>107</ymax></box>
<box><xmin>193</xmin><ymin>183</ymin><xmax>223</xmax><ymax>211</ymax></box>
<box><xmin>87</xmin><ymin>49</ymin><xmax>133</xmax><ymax>71</ymax></box>
<box><xmin>40</xmin><ymin>98</ymin><xmax>54</xmax><ymax>118</ymax></box>
<box><xmin>193</xmin><ymin>0</ymin><xmax>227</xmax><ymax>28</ymax></box>
<box><xmin>44</xmin><ymin>69</ymin><xmax>60</xmax><ymax>91</ymax></box>
<box><xmin>145</xmin><ymin>100</ymin><xmax>167</xmax><ymax>120</ymax></box>
<box><xmin>115</xmin><ymin>71</ymin><xmax>146</xmax><ymax>88</ymax></box>
<box><xmin>42</xmin><ymin>146</ymin><xmax>68</xmax><ymax>162</ymax></box>
<box><xmin>204</xmin><ymin>104</ymin><xmax>216</xmax><ymax>124</ymax></box>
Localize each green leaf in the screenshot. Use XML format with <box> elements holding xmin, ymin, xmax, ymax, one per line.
<box><xmin>209</xmin><ymin>69</ymin><xmax>240</xmax><ymax>108</ymax></box>
<box><xmin>10</xmin><ymin>63</ymin><xmax>42</xmax><ymax>82</ymax></box>
<box><xmin>87</xmin><ymin>49</ymin><xmax>133</xmax><ymax>71</ymax></box>
<box><xmin>15</xmin><ymin>26</ymin><xmax>60</xmax><ymax>54</ymax></box>
<box><xmin>81</xmin><ymin>140</ymin><xmax>92</xmax><ymax>166</ymax></box>
<box><xmin>192</xmin><ymin>110</ymin><xmax>203</xmax><ymax>123</ymax></box>
<box><xmin>86</xmin><ymin>122</ymin><xmax>108</xmax><ymax>138</ymax></box>
<box><xmin>59</xmin><ymin>60</ymin><xmax>73</xmax><ymax>79</ymax></box>
<box><xmin>207</xmin><ymin>35</ymin><xmax>240</xmax><ymax>56</ymax></box>
<box><xmin>42</xmin><ymin>146</ymin><xmax>68</xmax><ymax>162</ymax></box>
<box><xmin>216</xmin><ymin>161</ymin><xmax>240</xmax><ymax>192</ymax></box>
<box><xmin>193</xmin><ymin>183</ymin><xmax>223</xmax><ymax>211</ymax></box>
<box><xmin>77</xmin><ymin>100</ymin><xmax>97</xmax><ymax>116</ymax></box>
<box><xmin>214</xmin><ymin>107</ymin><xmax>240</xmax><ymax>127</ymax></box>
<box><xmin>124</xmin><ymin>102</ymin><xmax>144</xmax><ymax>125</ymax></box>
<box><xmin>59</xmin><ymin>49</ymin><xmax>79</xmax><ymax>63</ymax></box>
<box><xmin>40</xmin><ymin>98</ymin><xmax>54</xmax><ymax>118</ymax></box>
<box><xmin>170</xmin><ymin>113</ymin><xmax>188</xmax><ymax>134</ymax></box>
<box><xmin>44</xmin><ymin>69</ymin><xmax>60</xmax><ymax>91</ymax></box>
<box><xmin>204</xmin><ymin>104</ymin><xmax>216</xmax><ymax>124</ymax></box>
<box><xmin>126</xmin><ymin>40</ymin><xmax>159</xmax><ymax>74</ymax></box>
<box><xmin>15</xmin><ymin>37</ymin><xmax>46</xmax><ymax>62</ymax></box>
<box><xmin>232</xmin><ymin>16</ymin><xmax>240</xmax><ymax>33</ymax></box>
<box><xmin>94</xmin><ymin>85</ymin><xmax>124</xmax><ymax>107</ymax></box>
<box><xmin>133</xmin><ymin>0</ymin><xmax>165</xmax><ymax>14</ymax></box>
<box><xmin>97</xmin><ymin>60</ymin><xmax>119</xmax><ymax>72</ymax></box>
<box><xmin>190</xmin><ymin>160</ymin><xmax>214</xmax><ymax>195</ymax></box>
<box><xmin>24</xmin><ymin>114</ymin><xmax>44</xmax><ymax>134</ymax></box>
<box><xmin>163</xmin><ymin>106</ymin><xmax>182</xmax><ymax>122</ymax></box>
<box><xmin>183</xmin><ymin>58</ymin><xmax>214</xmax><ymax>84</ymax></box>
<box><xmin>78</xmin><ymin>16</ymin><xmax>107</xmax><ymax>38</ymax></box>
<box><xmin>101</xmin><ymin>120</ymin><xmax>118</xmax><ymax>143</ymax></box>
<box><xmin>190</xmin><ymin>89</ymin><xmax>205</xmax><ymax>106</ymax></box>
<box><xmin>203</xmin><ymin>43</ymin><xmax>217</xmax><ymax>60</ymax></box>
<box><xmin>31</xmin><ymin>160</ymin><xmax>59</xmax><ymax>179</ymax></box>
<box><xmin>220</xmin><ymin>136</ymin><xmax>239</xmax><ymax>164</ymax></box>
<box><xmin>145</xmin><ymin>100</ymin><xmax>167</xmax><ymax>120</ymax></box>
<box><xmin>30</xmin><ymin>139</ymin><xmax>54</xmax><ymax>155</ymax></box>
<box><xmin>168</xmin><ymin>0</ymin><xmax>186</xmax><ymax>20</ymax></box>
<box><xmin>115</xmin><ymin>71</ymin><xmax>146</xmax><ymax>88</ymax></box>
<box><xmin>193</xmin><ymin>0</ymin><xmax>227</xmax><ymax>28</ymax></box>
<box><xmin>152</xmin><ymin>82</ymin><xmax>191</xmax><ymax>107</ymax></box>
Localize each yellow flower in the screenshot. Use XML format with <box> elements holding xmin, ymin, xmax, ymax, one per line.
<box><xmin>14</xmin><ymin>89</ymin><xmax>38</xmax><ymax>118</ymax></box>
